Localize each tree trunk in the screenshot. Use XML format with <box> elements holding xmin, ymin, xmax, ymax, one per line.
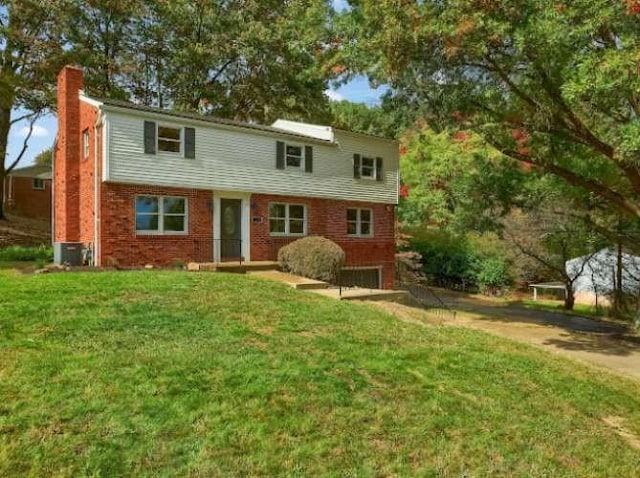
<box><xmin>564</xmin><ymin>281</ymin><xmax>575</xmax><ymax>310</ymax></box>
<box><xmin>0</xmin><ymin>168</ymin><xmax>5</xmax><ymax>221</ymax></box>
<box><xmin>0</xmin><ymin>104</ymin><xmax>10</xmax><ymax>221</ymax></box>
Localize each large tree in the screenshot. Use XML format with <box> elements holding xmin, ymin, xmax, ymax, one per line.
<box><xmin>341</xmin><ymin>0</ymin><xmax>640</xmax><ymax>224</ymax></box>
<box><xmin>0</xmin><ymin>0</ymin><xmax>65</xmax><ymax>220</ymax></box>
<box><xmin>64</xmin><ymin>0</ymin><xmax>333</xmax><ymax>123</ymax></box>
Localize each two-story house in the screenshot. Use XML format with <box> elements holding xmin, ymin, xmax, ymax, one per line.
<box><xmin>53</xmin><ymin>66</ymin><xmax>399</xmax><ymax>288</ymax></box>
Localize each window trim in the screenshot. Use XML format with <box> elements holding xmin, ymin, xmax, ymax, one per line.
<box><xmin>268</xmin><ymin>202</ymin><xmax>307</xmax><ymax>236</ymax></box>
<box><xmin>347</xmin><ymin>208</ymin><xmax>373</xmax><ymax>237</ymax></box>
<box><xmin>135</xmin><ymin>195</ymin><xmax>188</xmax><ymax>235</ymax></box>
<box><xmin>32</xmin><ymin>178</ymin><xmax>45</xmax><ymax>190</ymax></box>
<box><xmin>156</xmin><ymin>124</ymin><xmax>183</xmax><ymax>155</ymax></box>
<box><xmin>359</xmin><ymin>156</ymin><xmax>376</xmax><ymax>179</ymax></box>
<box><xmin>284</xmin><ymin>142</ymin><xmax>305</xmax><ymax>170</ymax></box>
<box><xmin>82</xmin><ymin>129</ymin><xmax>90</xmax><ymax>159</ymax></box>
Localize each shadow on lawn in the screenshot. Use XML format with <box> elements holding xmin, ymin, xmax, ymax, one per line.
<box><xmin>543</xmin><ymin>332</ymin><xmax>640</xmax><ymax>357</ymax></box>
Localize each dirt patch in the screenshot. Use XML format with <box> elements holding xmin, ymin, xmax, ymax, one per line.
<box><xmin>0</xmin><ymin>213</ymin><xmax>50</xmax><ymax>248</ymax></box>
<box><xmin>602</xmin><ymin>416</ymin><xmax>640</xmax><ymax>451</ymax></box>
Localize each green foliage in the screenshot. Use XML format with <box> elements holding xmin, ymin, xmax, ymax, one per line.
<box><xmin>33</xmin><ymin>147</ymin><xmax>53</xmax><ymax>166</ymax></box>
<box><xmin>63</xmin><ymin>0</ymin><xmax>333</xmax><ymax>123</ymax></box>
<box><xmin>343</xmin><ymin>0</ymin><xmax>640</xmax><ymax>221</ymax></box>
<box><xmin>407</xmin><ymin>228</ymin><xmax>511</xmax><ymax>292</ymax></box>
<box><xmin>398</xmin><ymin>125</ymin><xmax>521</xmax><ymax>231</ymax></box>
<box><xmin>0</xmin><ymin>245</ymin><xmax>53</xmax><ymax>262</ymax></box>
<box><xmin>329</xmin><ymin>100</ymin><xmax>404</xmax><ymax>138</ymax></box>
<box><xmin>278</xmin><ymin>236</ymin><xmax>345</xmax><ymax>282</ymax></box>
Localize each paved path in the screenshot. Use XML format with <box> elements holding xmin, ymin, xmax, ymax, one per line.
<box><xmin>375</xmin><ymin>291</ymin><xmax>640</xmax><ymax>381</ymax></box>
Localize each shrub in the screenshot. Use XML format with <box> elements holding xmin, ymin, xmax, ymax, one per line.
<box><xmin>278</xmin><ymin>236</ymin><xmax>345</xmax><ymax>282</ymax></box>
<box><xmin>0</xmin><ymin>245</ymin><xmax>53</xmax><ymax>262</ymax></box>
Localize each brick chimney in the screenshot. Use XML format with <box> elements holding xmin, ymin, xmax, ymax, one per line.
<box><xmin>54</xmin><ymin>66</ymin><xmax>83</xmax><ymax>243</ymax></box>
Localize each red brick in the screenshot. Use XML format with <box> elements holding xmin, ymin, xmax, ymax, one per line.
<box><xmin>4</xmin><ymin>176</ymin><xmax>51</xmax><ymax>220</ymax></box>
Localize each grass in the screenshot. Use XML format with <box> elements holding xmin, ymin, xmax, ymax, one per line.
<box><xmin>1</xmin><ymin>270</ymin><xmax>640</xmax><ymax>476</ymax></box>
<box><xmin>0</xmin><ymin>245</ymin><xmax>53</xmax><ymax>262</ymax></box>
<box><xmin>519</xmin><ymin>298</ymin><xmax>614</xmax><ymax>320</ymax></box>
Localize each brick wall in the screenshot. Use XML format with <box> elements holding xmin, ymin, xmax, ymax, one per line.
<box><xmin>99</xmin><ymin>183</ymin><xmax>213</xmax><ymax>267</ymax></box>
<box><xmin>250</xmin><ymin>193</ymin><xmax>396</xmax><ymax>288</ymax></box>
<box><xmin>78</xmin><ymin>98</ymin><xmax>99</xmax><ymax>247</ymax></box>
<box><xmin>5</xmin><ymin>176</ymin><xmax>52</xmax><ymax>220</ymax></box>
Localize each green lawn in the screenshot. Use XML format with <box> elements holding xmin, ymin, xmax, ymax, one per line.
<box><xmin>518</xmin><ymin>298</ymin><xmax>613</xmax><ymax>320</ymax></box>
<box><xmin>1</xmin><ymin>270</ymin><xmax>640</xmax><ymax>476</ymax></box>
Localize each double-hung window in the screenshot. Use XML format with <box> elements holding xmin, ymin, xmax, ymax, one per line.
<box><xmin>286</xmin><ymin>144</ymin><xmax>303</xmax><ymax>168</ymax></box>
<box><xmin>269</xmin><ymin>203</ymin><xmax>306</xmax><ymax>236</ymax></box>
<box><xmin>33</xmin><ymin>178</ymin><xmax>45</xmax><ymax>190</ymax></box>
<box><xmin>135</xmin><ymin>196</ymin><xmax>187</xmax><ymax>234</ymax></box>
<box><xmin>361</xmin><ymin>157</ymin><xmax>376</xmax><ymax>178</ymax></box>
<box><xmin>157</xmin><ymin>126</ymin><xmax>182</xmax><ymax>153</ymax></box>
<box><xmin>347</xmin><ymin>208</ymin><xmax>373</xmax><ymax>237</ymax></box>
<box><xmin>353</xmin><ymin>154</ymin><xmax>383</xmax><ymax>180</ymax></box>
<box><xmin>82</xmin><ymin>129</ymin><xmax>90</xmax><ymax>159</ymax></box>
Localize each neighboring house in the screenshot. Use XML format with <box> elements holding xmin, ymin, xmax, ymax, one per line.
<box><xmin>3</xmin><ymin>164</ymin><xmax>52</xmax><ymax>221</ymax></box>
<box><xmin>566</xmin><ymin>248</ymin><xmax>640</xmax><ymax>306</ymax></box>
<box><xmin>53</xmin><ymin>66</ymin><xmax>399</xmax><ymax>288</ymax></box>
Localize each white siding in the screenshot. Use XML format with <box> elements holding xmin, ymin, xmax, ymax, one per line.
<box><xmin>272</xmin><ymin>119</ymin><xmax>334</xmax><ymax>141</ymax></box>
<box><xmin>104</xmin><ymin>109</ymin><xmax>399</xmax><ymax>204</ymax></box>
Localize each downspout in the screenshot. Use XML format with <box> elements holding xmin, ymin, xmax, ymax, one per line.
<box><xmin>51</xmin><ymin>137</ymin><xmax>58</xmax><ymax>246</ymax></box>
<box><xmin>93</xmin><ymin>113</ymin><xmax>103</xmax><ymax>266</ymax></box>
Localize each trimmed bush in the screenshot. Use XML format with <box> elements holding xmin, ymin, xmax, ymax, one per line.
<box><xmin>278</xmin><ymin>236</ymin><xmax>345</xmax><ymax>282</ymax></box>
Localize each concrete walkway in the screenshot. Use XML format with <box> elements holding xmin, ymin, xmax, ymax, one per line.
<box><xmin>374</xmin><ymin>295</ymin><xmax>640</xmax><ymax>382</ymax></box>
<box><xmin>249</xmin><ymin>270</ymin><xmax>407</xmax><ymax>301</ymax></box>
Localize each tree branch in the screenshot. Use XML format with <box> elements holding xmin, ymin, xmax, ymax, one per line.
<box><xmin>6</xmin><ymin>113</ymin><xmax>41</xmax><ymax>174</ymax></box>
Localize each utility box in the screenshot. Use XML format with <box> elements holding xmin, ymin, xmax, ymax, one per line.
<box><xmin>53</xmin><ymin>242</ymin><xmax>84</xmax><ymax>266</ymax></box>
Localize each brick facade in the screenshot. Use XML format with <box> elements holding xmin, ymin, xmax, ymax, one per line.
<box><xmin>250</xmin><ymin>193</ymin><xmax>396</xmax><ymax>288</ymax></box>
<box><xmin>4</xmin><ymin>176</ymin><xmax>52</xmax><ymax>220</ymax></box>
<box><xmin>100</xmin><ymin>183</ymin><xmax>213</xmax><ymax>267</ymax></box>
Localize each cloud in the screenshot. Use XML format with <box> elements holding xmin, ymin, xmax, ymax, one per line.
<box><xmin>324</xmin><ymin>89</ymin><xmax>345</xmax><ymax>102</ymax></box>
<box><xmin>17</xmin><ymin>124</ymin><xmax>49</xmax><ymax>138</ymax></box>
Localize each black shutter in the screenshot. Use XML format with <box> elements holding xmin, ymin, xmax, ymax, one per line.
<box><xmin>376</xmin><ymin>157</ymin><xmax>383</xmax><ymax>181</ymax></box>
<box><xmin>144</xmin><ymin>121</ymin><xmax>156</xmax><ymax>154</ymax></box>
<box><xmin>276</xmin><ymin>141</ymin><xmax>285</xmax><ymax>169</ymax></box>
<box><xmin>304</xmin><ymin>146</ymin><xmax>313</xmax><ymax>173</ymax></box>
<box><xmin>353</xmin><ymin>154</ymin><xmax>361</xmax><ymax>179</ymax></box>
<box><xmin>184</xmin><ymin>127</ymin><xmax>196</xmax><ymax>158</ymax></box>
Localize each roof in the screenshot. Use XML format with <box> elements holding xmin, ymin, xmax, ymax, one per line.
<box><xmin>89</xmin><ymin>96</ymin><xmax>335</xmax><ymax>144</ymax></box>
<box><xmin>9</xmin><ymin>164</ymin><xmax>52</xmax><ymax>180</ymax></box>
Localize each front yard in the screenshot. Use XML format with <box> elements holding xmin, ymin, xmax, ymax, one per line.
<box><xmin>1</xmin><ymin>270</ymin><xmax>639</xmax><ymax>476</ymax></box>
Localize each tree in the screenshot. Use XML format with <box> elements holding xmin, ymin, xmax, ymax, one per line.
<box><xmin>329</xmin><ymin>100</ymin><xmax>404</xmax><ymax>138</ymax></box>
<box><xmin>33</xmin><ymin>147</ymin><xmax>52</xmax><ymax>166</ymax></box>
<box><xmin>0</xmin><ymin>0</ymin><xmax>66</xmax><ymax>220</ymax></box>
<box><xmin>341</xmin><ymin>0</ymin><xmax>640</xmax><ymax>224</ymax></box>
<box><xmin>63</xmin><ymin>0</ymin><xmax>334</xmax><ymax>123</ymax></box>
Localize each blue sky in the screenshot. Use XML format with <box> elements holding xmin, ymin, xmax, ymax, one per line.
<box><xmin>7</xmin><ymin>0</ymin><xmax>381</xmax><ymax>168</ymax></box>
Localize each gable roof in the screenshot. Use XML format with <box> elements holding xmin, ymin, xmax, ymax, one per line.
<box><xmin>9</xmin><ymin>164</ymin><xmax>52</xmax><ymax>179</ymax></box>
<box><xmin>85</xmin><ymin>96</ymin><xmax>335</xmax><ymax>145</ymax></box>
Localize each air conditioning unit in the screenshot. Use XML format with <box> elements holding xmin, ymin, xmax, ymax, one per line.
<box><xmin>53</xmin><ymin>242</ymin><xmax>84</xmax><ymax>266</ymax></box>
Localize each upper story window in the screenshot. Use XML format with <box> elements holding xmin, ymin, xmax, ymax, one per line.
<box><xmin>144</xmin><ymin>121</ymin><xmax>196</xmax><ymax>159</ymax></box>
<box><xmin>135</xmin><ymin>196</ymin><xmax>188</xmax><ymax>234</ymax></box>
<box><xmin>33</xmin><ymin>178</ymin><xmax>45</xmax><ymax>190</ymax></box>
<box><xmin>353</xmin><ymin>154</ymin><xmax>383</xmax><ymax>181</ymax></box>
<box><xmin>276</xmin><ymin>141</ymin><xmax>313</xmax><ymax>173</ymax></box>
<box><xmin>158</xmin><ymin>126</ymin><xmax>181</xmax><ymax>153</ymax></box>
<box><xmin>269</xmin><ymin>203</ymin><xmax>307</xmax><ymax>236</ymax></box>
<box><xmin>82</xmin><ymin>129</ymin><xmax>90</xmax><ymax>159</ymax></box>
<box><xmin>286</xmin><ymin>144</ymin><xmax>303</xmax><ymax>168</ymax></box>
<box><xmin>347</xmin><ymin>208</ymin><xmax>373</xmax><ymax>237</ymax></box>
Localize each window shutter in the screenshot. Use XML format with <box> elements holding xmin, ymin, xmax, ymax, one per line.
<box><xmin>304</xmin><ymin>146</ymin><xmax>313</xmax><ymax>173</ymax></box>
<box><xmin>276</xmin><ymin>141</ymin><xmax>285</xmax><ymax>169</ymax></box>
<box><xmin>144</xmin><ymin>121</ymin><xmax>156</xmax><ymax>154</ymax></box>
<box><xmin>376</xmin><ymin>157</ymin><xmax>383</xmax><ymax>181</ymax></box>
<box><xmin>353</xmin><ymin>154</ymin><xmax>361</xmax><ymax>179</ymax></box>
<box><xmin>184</xmin><ymin>127</ymin><xmax>196</xmax><ymax>158</ymax></box>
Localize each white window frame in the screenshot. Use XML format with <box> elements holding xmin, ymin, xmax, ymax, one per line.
<box><xmin>157</xmin><ymin>124</ymin><xmax>183</xmax><ymax>154</ymax></box>
<box><xmin>284</xmin><ymin>142</ymin><xmax>305</xmax><ymax>169</ymax></box>
<box><xmin>268</xmin><ymin>202</ymin><xmax>307</xmax><ymax>236</ymax></box>
<box><xmin>360</xmin><ymin>156</ymin><xmax>377</xmax><ymax>179</ymax></box>
<box><xmin>135</xmin><ymin>195</ymin><xmax>188</xmax><ymax>235</ymax></box>
<box><xmin>347</xmin><ymin>208</ymin><xmax>373</xmax><ymax>237</ymax></box>
<box><xmin>82</xmin><ymin>129</ymin><xmax>90</xmax><ymax>159</ymax></box>
<box><xmin>32</xmin><ymin>178</ymin><xmax>45</xmax><ymax>190</ymax></box>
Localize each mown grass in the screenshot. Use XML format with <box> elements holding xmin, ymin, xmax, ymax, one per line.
<box><xmin>0</xmin><ymin>245</ymin><xmax>53</xmax><ymax>262</ymax></box>
<box><xmin>1</xmin><ymin>270</ymin><xmax>640</xmax><ymax>476</ymax></box>
<box><xmin>519</xmin><ymin>298</ymin><xmax>614</xmax><ymax>320</ymax></box>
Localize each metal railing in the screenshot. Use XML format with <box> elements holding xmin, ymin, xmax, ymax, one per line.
<box><xmin>395</xmin><ymin>259</ymin><xmax>457</xmax><ymax>319</ymax></box>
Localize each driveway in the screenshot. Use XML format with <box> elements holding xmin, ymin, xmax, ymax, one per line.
<box><xmin>377</xmin><ymin>288</ymin><xmax>640</xmax><ymax>381</ymax></box>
